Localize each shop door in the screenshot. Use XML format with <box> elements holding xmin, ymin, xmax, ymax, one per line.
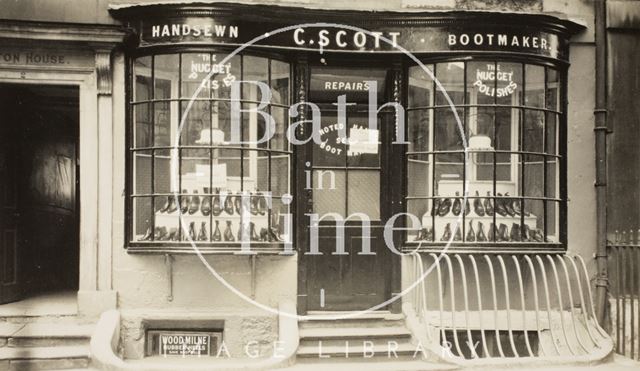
<box><xmin>304</xmin><ymin>67</ymin><xmax>392</xmax><ymax>311</ymax></box>
<box><xmin>0</xmin><ymin>84</ymin><xmax>79</xmax><ymax>304</ymax></box>
<box><xmin>0</xmin><ymin>89</ymin><xmax>21</xmax><ymax>304</ymax></box>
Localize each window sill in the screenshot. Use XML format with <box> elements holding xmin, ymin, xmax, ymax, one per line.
<box><xmin>402</xmin><ymin>241</ymin><xmax>565</xmax><ymax>255</ymax></box>
<box><xmin>126</xmin><ymin>242</ymin><xmax>295</xmax><ymax>255</ymax></box>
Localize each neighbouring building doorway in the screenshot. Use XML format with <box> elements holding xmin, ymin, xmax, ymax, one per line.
<box><xmin>0</xmin><ymin>83</ymin><xmax>79</xmax><ymax>305</ymax></box>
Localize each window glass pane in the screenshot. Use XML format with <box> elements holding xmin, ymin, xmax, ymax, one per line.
<box><xmin>347</xmin><ymin>116</ymin><xmax>380</xmax><ymax>168</ymax></box>
<box><xmin>523</xmin><ymin>155</ymin><xmax>544</xmax><ymax>198</ymax></box>
<box><xmin>273</xmin><ymin>202</ymin><xmax>292</xmax><ymax>243</ymax></box>
<box><xmin>215</xmin><ymin>149</ymin><xmax>242</xmax><ymax>191</ymax></box>
<box><xmin>495</xmin><ymin>62</ymin><xmax>522</xmax><ymax>106</ymax></box>
<box><xmin>271</xmin><ymin>155</ymin><xmax>290</xmax><ymax>196</ymax></box>
<box><xmin>134</xmin><ymin>103</ymin><xmax>152</xmax><ymax>148</ymax></box>
<box><xmin>435</xmin><ymin>62</ymin><xmax>465</xmax><ymax>105</ymax></box>
<box><xmin>154</xmin><ymin>149</ymin><xmax>172</xmax><ymax>193</ymax></box>
<box><xmin>240</xmin><ymin>103</ymin><xmax>268</xmax><ymax>148</ymax></box>
<box><xmin>546</xmin><ymin>157</ymin><xmax>558</xmax><ymax>199</ymax></box>
<box><xmin>495</xmin><ymin>107</ymin><xmax>515</xmax><ymax>181</ymax></box>
<box><xmin>434</xmin><ymin>108</ymin><xmax>464</xmax><ymax>151</ymax></box>
<box><xmin>180</xmin><ymin>148</ymin><xmax>212</xmax><ymax>193</ymax></box>
<box><xmin>155</xmin><ymin>54</ymin><xmax>179</xmax><ymax>99</ymax></box>
<box><xmin>408</xmin><ymin>65</ymin><xmax>433</xmax><ymax>107</ymax></box>
<box><xmin>271</xmin><ymin>60</ymin><xmax>290</xmax><ymax>105</ymax></box>
<box><xmin>408</xmin><ymin>109</ymin><xmax>430</xmax><ymax>153</ymax></box>
<box><xmin>314</xmin><ymin>113</ymin><xmax>346</xmax><ymax>167</ymax></box>
<box><xmin>434</xmin><ymin>153</ymin><xmax>464</xmax><ymax>197</ymax></box>
<box><xmin>546</xmin><ymin>67</ymin><xmax>560</xmax><ymax>111</ymax></box>
<box><xmin>313</xmin><ymin>169</ymin><xmax>346</xmax><ymax>217</ymax></box>
<box><xmin>347</xmin><ymin>171</ymin><xmax>380</xmax><ymax>219</ymax></box>
<box><xmin>271</xmin><ymin>106</ymin><xmax>288</xmax><ymax>151</ymax></box>
<box><xmin>467</xmin><ymin>61</ymin><xmax>494</xmax><ymax>105</ymax></box>
<box><xmin>134</xmin><ymin>150</ymin><xmax>152</xmax><ymax>195</ymax></box>
<box><xmin>180</xmin><ymin>101</ymin><xmax>211</xmax><ymax>146</ymax></box>
<box><xmin>242</xmin><ymin>56</ymin><xmax>268</xmax><ymax>101</ymax></box>
<box><xmin>523</xmin><ymin>109</ymin><xmax>544</xmax><ymax>155</ymax></box>
<box><xmin>546</xmin><ymin>200</ymin><xmax>559</xmax><ymax>242</ymax></box>
<box><xmin>133</xmin><ymin>197</ymin><xmax>153</xmax><ymax>241</ymax></box>
<box><xmin>524</xmin><ymin>199</ymin><xmax>545</xmax><ymax>242</ymax></box>
<box><xmin>250</xmin><ymin>150</ymin><xmax>269</xmax><ymax>192</ymax></box>
<box><xmin>134</xmin><ymin>56</ymin><xmax>152</xmax><ymax>102</ymax></box>
<box><xmin>153</xmin><ymin>195</ymin><xmax>179</xmax><ymax>241</ymax></box>
<box><xmin>154</xmin><ymin>101</ymin><xmax>172</xmax><ymax>147</ymax></box>
<box><xmin>213</xmin><ymin>53</ymin><xmax>240</xmax><ymax>100</ymax></box>
<box><xmin>407</xmin><ymin>154</ymin><xmax>430</xmax><ymax>198</ymax></box>
<box><xmin>212</xmin><ymin>101</ymin><xmax>232</xmax><ymax>145</ymax></box>
<box><xmin>181</xmin><ymin>53</ymin><xmax>212</xmax><ymax>99</ymax></box>
<box><xmin>407</xmin><ymin>198</ymin><xmax>430</xmax><ymax>241</ymax></box>
<box><xmin>546</xmin><ymin>112</ymin><xmax>558</xmax><ymax>155</ymax></box>
<box><xmin>525</xmin><ymin>64</ymin><xmax>545</xmax><ymax>108</ymax></box>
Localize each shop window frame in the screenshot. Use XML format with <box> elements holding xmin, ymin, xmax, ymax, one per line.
<box><xmin>402</xmin><ymin>55</ymin><xmax>567</xmax><ymax>253</ymax></box>
<box><xmin>124</xmin><ymin>47</ymin><xmax>294</xmax><ymax>253</ymax></box>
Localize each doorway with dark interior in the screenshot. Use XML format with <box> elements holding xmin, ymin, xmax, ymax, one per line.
<box><xmin>0</xmin><ymin>83</ymin><xmax>79</xmax><ymax>309</ymax></box>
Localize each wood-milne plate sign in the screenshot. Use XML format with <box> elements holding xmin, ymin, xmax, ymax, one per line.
<box><xmin>147</xmin><ymin>330</ymin><xmax>222</xmax><ymax>357</ymax></box>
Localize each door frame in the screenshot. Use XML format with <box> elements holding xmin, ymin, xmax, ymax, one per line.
<box><xmin>295</xmin><ymin>55</ymin><xmax>404</xmax><ymax>314</ymax></box>
<box><xmin>0</xmin><ymin>47</ymin><xmax>113</xmax><ymax>314</ymax></box>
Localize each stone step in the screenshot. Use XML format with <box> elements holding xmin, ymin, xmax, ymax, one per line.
<box><xmin>0</xmin><ymin>323</ymin><xmax>94</xmax><ymax>347</ymax></box>
<box><xmin>299</xmin><ymin>326</ymin><xmax>411</xmax><ymax>340</ymax></box>
<box><xmin>0</xmin><ymin>345</ymin><xmax>90</xmax><ymax>370</ymax></box>
<box><xmin>297</xmin><ymin>340</ymin><xmax>417</xmax><ymax>358</ymax></box>
<box><xmin>299</xmin><ymin>314</ymin><xmax>405</xmax><ymax>329</ymax></box>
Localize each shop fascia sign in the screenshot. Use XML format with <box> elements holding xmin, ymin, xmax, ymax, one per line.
<box><xmin>138</xmin><ymin>19</ymin><xmax>565</xmax><ymax>59</ymax></box>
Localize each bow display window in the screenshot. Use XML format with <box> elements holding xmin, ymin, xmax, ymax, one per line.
<box><xmin>128</xmin><ymin>52</ymin><xmax>291</xmax><ymax>250</ymax></box>
<box><xmin>406</xmin><ymin>60</ymin><xmax>563</xmax><ymax>246</ymax></box>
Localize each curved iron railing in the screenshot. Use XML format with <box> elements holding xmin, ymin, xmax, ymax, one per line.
<box><xmin>406</xmin><ymin>252</ymin><xmax>612</xmax><ymax>361</ymax></box>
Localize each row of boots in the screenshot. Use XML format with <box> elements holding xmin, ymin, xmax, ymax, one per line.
<box><xmin>431</xmin><ymin>191</ymin><xmax>531</xmax><ymax>218</ymax></box>
<box><xmin>140</xmin><ymin>220</ymin><xmax>283</xmax><ymax>242</ymax></box>
<box><xmin>414</xmin><ymin>221</ymin><xmax>546</xmax><ymax>243</ymax></box>
<box><xmin>158</xmin><ymin>188</ymin><xmax>269</xmax><ymax>217</ymax></box>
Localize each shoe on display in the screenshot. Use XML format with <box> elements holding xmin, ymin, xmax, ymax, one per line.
<box><xmin>495</xmin><ymin>193</ymin><xmax>508</xmax><ymax>217</ymax></box>
<box><xmin>188</xmin><ymin>190</ymin><xmax>201</xmax><ymax>215</ymax></box>
<box><xmin>160</xmin><ymin>196</ymin><xmax>176</xmax><ymax>214</ymax></box>
<box><xmin>487</xmin><ymin>223</ymin><xmax>495</xmax><ymax>242</ymax></box>
<box><xmin>466</xmin><ymin>220</ymin><xmax>476</xmax><ymax>242</ymax></box>
<box><xmin>510</xmin><ymin>223</ymin><xmax>521</xmax><ymax>242</ymax></box>
<box><xmin>512</xmin><ymin>198</ymin><xmax>522</xmax><ymax>216</ymax></box>
<box><xmin>212</xmin><ymin>220</ymin><xmax>222</xmax><ymax>242</ymax></box>
<box><xmin>441</xmin><ymin>223</ymin><xmax>452</xmax><ymax>241</ymax></box>
<box><xmin>268</xmin><ymin>227</ymin><xmax>284</xmax><ymax>242</ymax></box>
<box><xmin>223</xmin><ymin>221</ymin><xmax>235</xmax><ymax>242</ymax></box>
<box><xmin>452</xmin><ymin>192</ymin><xmax>462</xmax><ymax>216</ymax></box>
<box><xmin>201</xmin><ymin>188</ymin><xmax>212</xmax><ymax>216</ymax></box>
<box><xmin>474</xmin><ymin>191</ymin><xmax>485</xmax><ymax>217</ymax></box>
<box><xmin>476</xmin><ymin>222</ymin><xmax>487</xmax><ymax>242</ymax></box>
<box><xmin>211</xmin><ymin>188</ymin><xmax>222</xmax><ymax>216</ymax></box>
<box><xmin>522</xmin><ymin>224</ymin><xmax>532</xmax><ymax>242</ymax></box>
<box><xmin>197</xmin><ymin>222</ymin><xmax>208</xmax><ymax>241</ymax></box>
<box><xmin>188</xmin><ymin>221</ymin><xmax>197</xmax><ymax>241</ymax></box>
<box><xmin>179</xmin><ymin>189</ymin><xmax>189</xmax><ymax>214</ymax></box>
<box><xmin>250</xmin><ymin>192</ymin><xmax>259</xmax><ymax>216</ymax></box>
<box><xmin>223</xmin><ymin>191</ymin><xmax>234</xmax><ymax>215</ymax></box>
<box><xmin>464</xmin><ymin>199</ymin><xmax>471</xmax><ymax>216</ymax></box>
<box><xmin>413</xmin><ymin>228</ymin><xmax>425</xmax><ymax>241</ymax></box>
<box><xmin>167</xmin><ymin>227</ymin><xmax>179</xmax><ymax>241</ymax></box>
<box><xmin>503</xmin><ymin>193</ymin><xmax>516</xmax><ymax>217</ymax></box>
<box><xmin>250</xmin><ymin>222</ymin><xmax>260</xmax><ymax>241</ymax></box>
<box><xmin>438</xmin><ymin>198</ymin><xmax>452</xmax><ymax>217</ymax></box>
<box><xmin>431</xmin><ymin>198</ymin><xmax>441</xmax><ymax>217</ymax></box>
<box><xmin>484</xmin><ymin>192</ymin><xmax>494</xmax><ymax>216</ymax></box>
<box><xmin>257</xmin><ymin>193</ymin><xmax>268</xmax><ymax>216</ymax></box>
<box><xmin>532</xmin><ymin>229</ymin><xmax>544</xmax><ymax>242</ymax></box>
<box><xmin>424</xmin><ymin>227</ymin><xmax>434</xmax><ymax>241</ymax></box>
<box><xmin>498</xmin><ymin>223</ymin><xmax>509</xmax><ymax>242</ymax></box>
<box><xmin>155</xmin><ymin>226</ymin><xmax>169</xmax><ymax>241</ymax></box>
<box><xmin>453</xmin><ymin>223</ymin><xmax>462</xmax><ymax>241</ymax></box>
<box><xmin>260</xmin><ymin>227</ymin><xmax>269</xmax><ymax>241</ymax></box>
<box><xmin>234</xmin><ymin>192</ymin><xmax>243</xmax><ymax>215</ymax></box>
<box><xmin>140</xmin><ymin>227</ymin><xmax>153</xmax><ymax>241</ymax></box>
